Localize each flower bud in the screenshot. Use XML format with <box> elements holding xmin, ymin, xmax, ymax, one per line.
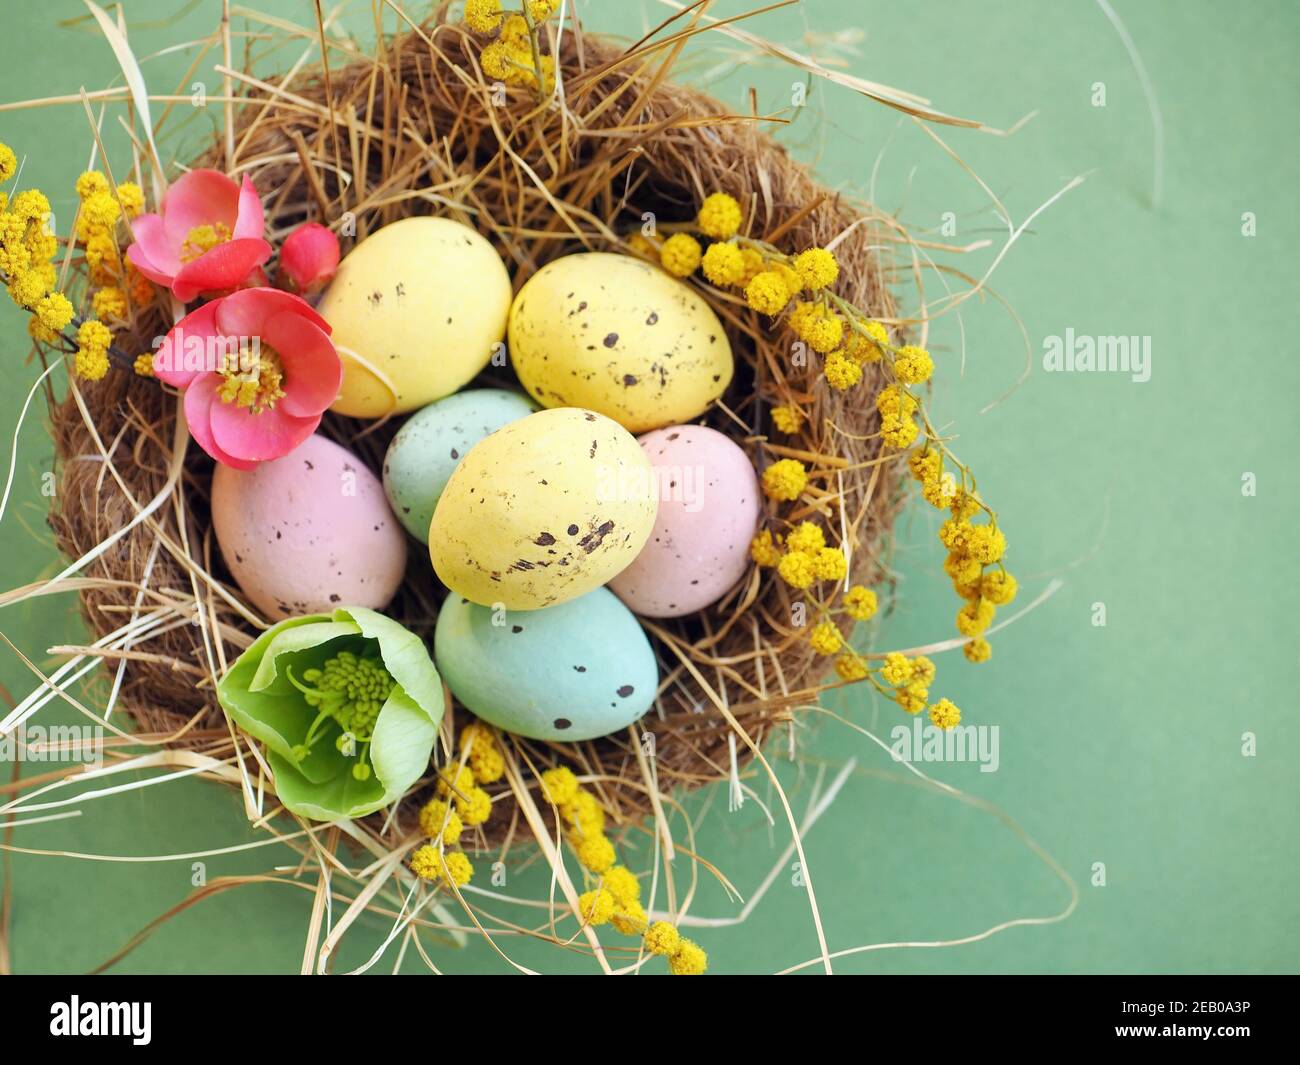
<box><xmin>278</xmin><ymin>222</ymin><xmax>339</xmax><ymax>295</ymax></box>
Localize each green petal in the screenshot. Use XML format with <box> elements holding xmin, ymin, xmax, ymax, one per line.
<box><xmin>266</xmin><ymin>748</ymin><xmax>384</xmax><ymax>821</ymax></box>
<box><xmin>368</xmin><ymin>685</ymin><xmax>439</xmax><ymax>808</ymax></box>
<box><xmin>249</xmin><ymin>619</ymin><xmax>361</xmax><ymax>691</ymax></box>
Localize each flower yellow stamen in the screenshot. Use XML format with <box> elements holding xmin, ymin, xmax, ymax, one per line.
<box><xmin>285</xmin><ymin>649</ymin><xmax>394</xmax><ymax>778</ymax></box>
<box><xmin>218</xmin><ymin>342</ymin><xmax>286</xmax><ymax>413</ymax></box>
<box><xmin>179</xmin><ymin>221</ymin><xmax>232</xmax><ymax>263</ymax></box>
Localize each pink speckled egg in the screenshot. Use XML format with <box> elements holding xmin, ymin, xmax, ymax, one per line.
<box><xmin>609</xmin><ymin>425</ymin><xmax>759</xmax><ymax>618</ymax></box>
<box><xmin>211</xmin><ymin>434</ymin><xmax>407</xmax><ymax>621</ymax></box>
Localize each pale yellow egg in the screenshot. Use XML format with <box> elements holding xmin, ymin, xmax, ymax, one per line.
<box><xmin>508</xmin><ymin>252</ymin><xmax>733</xmax><ymax>433</ymax></box>
<box><xmin>428</xmin><ymin>408</ymin><xmax>658</xmax><ymax>610</ymax></box>
<box><xmin>320</xmin><ymin>217</ymin><xmax>512</xmax><ymax>417</ymax></box>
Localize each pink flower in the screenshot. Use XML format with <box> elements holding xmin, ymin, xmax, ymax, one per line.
<box><xmin>153</xmin><ymin>288</ymin><xmax>342</xmax><ymax>470</ymax></box>
<box><xmin>126</xmin><ymin>169</ymin><xmax>272</xmax><ymax>302</ymax></box>
<box><xmin>278</xmin><ymin>222</ymin><xmax>340</xmax><ymax>295</ymax></box>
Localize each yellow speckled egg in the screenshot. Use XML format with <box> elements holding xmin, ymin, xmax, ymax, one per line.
<box><xmin>508</xmin><ymin>252</ymin><xmax>733</xmax><ymax>432</ymax></box>
<box><xmin>428</xmin><ymin>408</ymin><xmax>658</xmax><ymax>610</ymax></box>
<box><xmin>320</xmin><ymin>217</ymin><xmax>512</xmax><ymax>417</ymax></box>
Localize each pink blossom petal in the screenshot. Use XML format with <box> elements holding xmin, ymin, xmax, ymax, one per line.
<box><xmin>184</xmin><ymin>375</ymin><xmax>257</xmax><ymax>470</ymax></box>
<box><xmin>214</xmin><ymin>287</ymin><xmax>329</xmax><ymax>338</ymax></box>
<box><xmin>162</xmin><ymin>169</ymin><xmax>240</xmax><ymax>247</ymax></box>
<box><xmin>171</xmin><ymin>237</ymin><xmax>272</xmax><ymax>302</ymax></box>
<box><xmin>209</xmin><ymin>396</ymin><xmax>320</xmax><ymax>464</ymax></box>
<box><xmin>153</xmin><ymin>301</ymin><xmax>221</xmax><ymax>388</ymax></box>
<box><xmin>125</xmin><ymin>244</ymin><xmax>174</xmax><ymax>289</ymax></box>
<box><xmin>263</xmin><ymin>313</ymin><xmax>342</xmax><ymax>418</ymax></box>
<box><xmin>232</xmin><ymin>175</ymin><xmax>266</xmax><ymax>241</ymax></box>
<box><xmin>126</xmin><ymin>213</ymin><xmax>182</xmax><ymax>279</ymax></box>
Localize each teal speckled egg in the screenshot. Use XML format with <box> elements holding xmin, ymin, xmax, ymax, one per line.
<box><xmin>382</xmin><ymin>388</ymin><xmax>537</xmax><ymax>541</ymax></box>
<box><xmin>434</xmin><ymin>587</ymin><xmax>658</xmax><ymax>741</ymax></box>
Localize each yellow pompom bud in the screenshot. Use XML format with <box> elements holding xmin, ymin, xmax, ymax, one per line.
<box><xmin>809</xmin><ymin>621</ymin><xmax>843</xmax><ymax>656</ymax></box>
<box><xmin>784</xmin><ymin>521</ymin><xmax>825</xmax><ymax>555</ymax></box>
<box><xmin>603</xmin><ymin>865</ymin><xmax>641</xmax><ymax>907</ymax></box>
<box><xmin>792</xmin><ymin>247</ymin><xmax>839</xmax><ymax>290</ymax></box>
<box><xmin>701</xmin><ymin>241</ymin><xmax>746</xmax><ymax>286</ymax></box>
<box><xmin>696</xmin><ymin>192</ymin><xmax>743</xmax><ymax>239</ymax></box>
<box><xmin>845</xmin><ymin>319</ymin><xmax>889</xmax><ymax>363</ymax></box>
<box><xmin>463</xmin><ymin>0</ymin><xmax>503</xmax><ymax>33</ymax></box>
<box><xmin>116</xmin><ymin>182</ymin><xmax>145</xmax><ymax>218</ymax></box>
<box><xmin>803</xmin><ymin>312</ymin><xmax>843</xmax><ymax>354</ymax></box>
<box><xmin>761</xmin><ymin>458</ymin><xmax>807</xmax><ymax>502</ymax></box>
<box><xmin>843</xmin><ymin>585</ymin><xmax>877</xmax><ymax>621</ymax></box>
<box><xmin>880</xmin><ymin>415</ymin><xmax>919</xmax><ymax>449</ymax></box>
<box><xmin>643</xmin><ymin>921</ymin><xmax>681</xmax><ymax>956</ymax></box>
<box><xmin>744</xmin><ymin>270</ymin><xmax>790</xmax><ymax>315</ymax></box>
<box><xmin>540</xmin><ymin>766</ymin><xmax>579</xmax><ymax>805</ymax></box>
<box><xmin>770</xmin><ymin>405</ymin><xmax>803</xmax><ymax>434</ymax></box>
<box><xmin>659</xmin><ymin>233</ymin><xmax>702</xmax><ymax>278</ymax></box>
<box><xmin>0</xmin><ymin>142</ymin><xmax>18</xmax><ymax>183</ymax></box>
<box><xmin>611</xmin><ymin>900</ymin><xmax>649</xmax><ymax>935</ymax></box>
<box><xmin>470</xmin><ymin>745</ymin><xmax>505</xmax><ymax>784</ymax></box>
<box><xmin>455</xmin><ymin>785</ymin><xmax>493</xmax><ymax>826</ymax></box>
<box><xmin>410</xmin><ymin>846</ymin><xmax>473</xmax><ymax>887</ymax></box>
<box><xmin>893</xmin><ymin>344</ymin><xmax>934</xmax><ymax>384</ymax></box>
<box><xmin>668</xmin><ymin>938</ymin><xmax>708</xmax><ymax>975</ymax></box>
<box><xmin>418</xmin><ymin>799</ymin><xmax>463</xmax><ymax>846</ymax></box>
<box><xmin>624</xmin><ymin>232</ymin><xmax>658</xmax><ymax>260</ymax></box>
<box><xmin>578</xmin><ymin>888</ymin><xmax>616</xmax><ymax>926</ymax></box>
<box><xmin>749</xmin><ymin>529</ymin><xmax>783</xmax><ymax>568</ymax></box>
<box><xmin>880</xmin><ymin>652</ymin><xmax>912</xmax><ymax>686</ymax></box>
<box><xmin>929</xmin><ymin>698</ymin><xmax>961</xmax><ymax>730</ymax></box>
<box><xmin>835</xmin><ymin>653</ymin><xmax>868</xmax><ymax>681</ymax></box>
<box><xmin>956</xmin><ymin>598</ymin><xmax>995</xmax><ymax>637</ymax></box>
<box><xmin>560</xmin><ymin>789</ymin><xmax>606</xmax><ymax>836</ymax></box>
<box><xmin>76</xmin><ymin>170</ymin><xmax>108</xmax><ymax>199</ymax></box>
<box><xmin>897</xmin><ymin>683</ymin><xmax>929</xmax><ymax>715</ymax></box>
<box><xmin>823</xmin><ymin>349</ymin><xmax>862</xmax><ymax>390</ymax></box>
<box><xmin>777</xmin><ymin>550</ymin><xmax>817</xmax><ymax>590</ymax></box>
<box><xmin>573</xmin><ymin>833</ymin><xmax>616</xmax><ymax>874</ymax></box>
<box><xmin>980</xmin><ymin>570</ymin><xmax>1017</xmax><ymax>605</ymax></box>
<box><xmin>811</xmin><ymin>547</ymin><xmax>847</xmax><ymax>582</ymax></box>
<box><xmin>437</xmin><ymin>764</ymin><xmax>476</xmax><ymax>799</ymax></box>
<box><xmin>35</xmin><ymin>291</ymin><xmax>73</xmax><ymax>332</ymax></box>
<box><xmin>479</xmin><ymin>40</ymin><xmax>513</xmax><ymax>80</ymax></box>
<box><xmin>91</xmin><ymin>286</ymin><xmax>128</xmax><ymax>322</ymax></box>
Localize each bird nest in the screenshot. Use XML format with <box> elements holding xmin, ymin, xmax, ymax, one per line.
<box><xmin>46</xmin><ymin>10</ymin><xmax>909</xmax><ymax>851</ymax></box>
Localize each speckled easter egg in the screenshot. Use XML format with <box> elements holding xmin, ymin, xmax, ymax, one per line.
<box><xmin>428</xmin><ymin>407</ymin><xmax>658</xmax><ymax>610</ymax></box>
<box><xmin>608</xmin><ymin>426</ymin><xmax>760</xmax><ymax>617</ymax></box>
<box><xmin>435</xmin><ymin>587</ymin><xmax>658</xmax><ymax>741</ymax></box>
<box><xmin>319</xmin><ymin>217</ymin><xmax>512</xmax><ymax>417</ymax></box>
<box><xmin>211</xmin><ymin>434</ymin><xmax>407</xmax><ymax>621</ymax></box>
<box><xmin>508</xmin><ymin>252</ymin><xmax>733</xmax><ymax>432</ymax></box>
<box><xmin>382</xmin><ymin>388</ymin><xmax>538</xmax><ymax>542</ymax></box>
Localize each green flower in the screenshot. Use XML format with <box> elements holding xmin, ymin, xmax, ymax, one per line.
<box><xmin>217</xmin><ymin>607</ymin><xmax>443</xmax><ymax>822</ymax></box>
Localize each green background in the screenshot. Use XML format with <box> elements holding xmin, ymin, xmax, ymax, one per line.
<box><xmin>1</xmin><ymin>0</ymin><xmax>1296</xmax><ymax>974</ymax></box>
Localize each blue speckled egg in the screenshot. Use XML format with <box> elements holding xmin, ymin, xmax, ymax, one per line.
<box><xmin>434</xmin><ymin>587</ymin><xmax>658</xmax><ymax>741</ymax></box>
<box><xmin>382</xmin><ymin>388</ymin><xmax>537</xmax><ymax>541</ymax></box>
